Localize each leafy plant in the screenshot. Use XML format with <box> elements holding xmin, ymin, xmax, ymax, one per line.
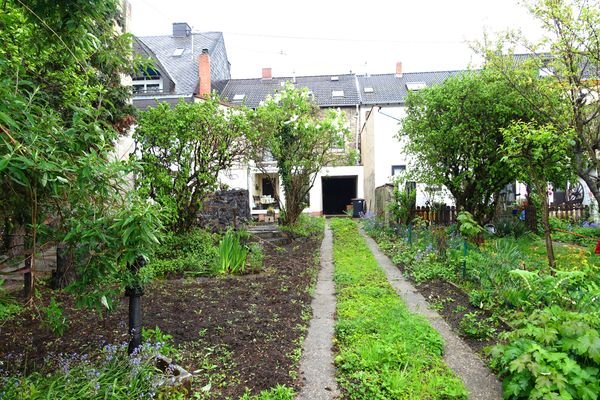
<box><xmin>217</xmin><ymin>230</ymin><xmax>248</xmax><ymax>274</ymax></box>
<box><xmin>142</xmin><ymin>326</ymin><xmax>178</xmax><ymax>358</ymax></box>
<box><xmin>490</xmin><ymin>306</ymin><xmax>600</xmax><ymax>399</ymax></box>
<box><xmin>41</xmin><ymin>297</ymin><xmax>69</xmax><ymax>337</ymax></box>
<box><xmin>279</xmin><ymin>214</ymin><xmax>325</xmax><ymax>238</ymax></box>
<box><xmin>459</xmin><ymin>312</ymin><xmax>496</xmax><ymax>340</ymax></box>
<box><xmin>0</xmin><ymin>281</ymin><xmax>21</xmax><ymax>321</ymax></box>
<box><xmin>457</xmin><ymin>211</ymin><xmax>484</xmax><ymax>242</ymax></box>
<box><xmin>388</xmin><ymin>178</ymin><xmax>416</xmax><ymax>225</ymax></box>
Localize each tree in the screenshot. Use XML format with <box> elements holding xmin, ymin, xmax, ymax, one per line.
<box><xmin>0</xmin><ymin>0</ymin><xmax>161</xmax><ymax>321</ymax></box>
<box><xmin>480</xmin><ymin>0</ymin><xmax>600</xmax><ymax>207</ymax></box>
<box><xmin>134</xmin><ymin>96</ymin><xmax>254</xmax><ymax>232</ymax></box>
<box><xmin>253</xmin><ymin>83</ymin><xmax>349</xmax><ymax>225</ymax></box>
<box><xmin>401</xmin><ymin>69</ymin><xmax>537</xmax><ymax>223</ymax></box>
<box><xmin>501</xmin><ymin>122</ymin><xmax>575</xmax><ymax>268</ymax></box>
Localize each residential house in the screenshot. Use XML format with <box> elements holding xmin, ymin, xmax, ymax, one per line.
<box><xmin>132</xmin><ymin>22</ymin><xmax>231</xmax><ymax>109</ymax></box>
<box><xmin>218</xmin><ymin>70</ymin><xmax>364</xmax><ymax>217</ymax></box>
<box><xmin>357</xmin><ymin>63</ymin><xmax>461</xmax><ymax>213</ymax></box>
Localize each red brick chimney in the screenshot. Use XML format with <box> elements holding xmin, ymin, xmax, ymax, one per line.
<box><xmin>262</xmin><ymin>67</ymin><xmax>272</xmax><ymax>80</ymax></box>
<box><xmin>198</xmin><ymin>48</ymin><xmax>211</xmax><ymax>97</ymax></box>
<box><xmin>395</xmin><ymin>61</ymin><xmax>403</xmax><ymax>78</ymax></box>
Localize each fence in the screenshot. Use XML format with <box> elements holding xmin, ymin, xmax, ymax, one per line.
<box><xmin>414</xmin><ymin>205</ymin><xmax>457</xmax><ymax>225</ymax></box>
<box><xmin>548</xmin><ymin>203</ymin><xmax>589</xmax><ymax>222</ymax></box>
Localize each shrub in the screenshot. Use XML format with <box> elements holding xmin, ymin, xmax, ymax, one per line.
<box><xmin>41</xmin><ymin>297</ymin><xmax>69</xmax><ymax>337</ymax></box>
<box><xmin>144</xmin><ymin>228</ymin><xmax>218</xmax><ymax>278</ymax></box>
<box><xmin>490</xmin><ymin>306</ymin><xmax>600</xmax><ymax>399</ymax></box>
<box><xmin>459</xmin><ymin>312</ymin><xmax>496</xmax><ymax>340</ymax></box>
<box><xmin>280</xmin><ymin>214</ymin><xmax>325</xmax><ymax>238</ymax></box>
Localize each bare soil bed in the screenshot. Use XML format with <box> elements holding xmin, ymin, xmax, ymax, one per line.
<box><xmin>0</xmin><ymin>237</ymin><xmax>321</xmax><ymax>399</ymax></box>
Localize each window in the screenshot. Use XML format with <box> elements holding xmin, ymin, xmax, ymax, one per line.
<box><xmin>232</xmin><ymin>94</ymin><xmax>246</xmax><ymax>101</ymax></box>
<box><xmin>364</xmin><ymin>87</ymin><xmax>374</xmax><ymax>93</ymax></box>
<box><xmin>330</xmin><ymin>76</ymin><xmax>339</xmax><ymax>81</ymax></box>
<box><xmin>406</xmin><ymin>82</ymin><xmax>427</xmax><ymax>91</ymax></box>
<box><xmin>332</xmin><ymin>90</ymin><xmax>344</xmax><ymax>97</ymax></box>
<box><xmin>172</xmin><ymin>48</ymin><xmax>184</xmax><ymax>57</ymax></box>
<box><xmin>391</xmin><ymin>165</ymin><xmax>406</xmax><ymax>176</ymax></box>
<box><xmin>132</xmin><ymin>76</ymin><xmax>163</xmax><ymax>94</ymax></box>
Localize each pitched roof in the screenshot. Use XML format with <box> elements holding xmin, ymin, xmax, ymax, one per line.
<box><xmin>357</xmin><ymin>70</ymin><xmax>467</xmax><ymax>105</ymax></box>
<box><xmin>135</xmin><ymin>32</ymin><xmax>230</xmax><ymax>97</ymax></box>
<box><xmin>219</xmin><ymin>74</ymin><xmax>360</xmax><ymax>108</ymax></box>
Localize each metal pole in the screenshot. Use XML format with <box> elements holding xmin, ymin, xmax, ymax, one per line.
<box><xmin>126</xmin><ymin>256</ymin><xmax>146</xmax><ymax>355</ymax></box>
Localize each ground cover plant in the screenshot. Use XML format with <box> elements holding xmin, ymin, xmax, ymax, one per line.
<box><xmin>363</xmin><ymin>216</ymin><xmax>600</xmax><ymax>399</ymax></box>
<box><xmin>330</xmin><ymin>218</ymin><xmax>467</xmax><ymax>399</ymax></box>
<box><xmin>0</xmin><ymin>224</ymin><xmax>323</xmax><ymax>399</ymax></box>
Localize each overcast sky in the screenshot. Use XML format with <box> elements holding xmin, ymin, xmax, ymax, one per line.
<box><xmin>128</xmin><ymin>0</ymin><xmax>546</xmax><ymax>79</ymax></box>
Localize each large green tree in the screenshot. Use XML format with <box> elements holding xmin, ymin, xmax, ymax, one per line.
<box><xmin>253</xmin><ymin>83</ymin><xmax>349</xmax><ymax>225</ymax></box>
<box><xmin>401</xmin><ymin>69</ymin><xmax>538</xmax><ymax>222</ymax></box>
<box><xmin>0</xmin><ymin>0</ymin><xmax>159</xmax><ymax>304</ymax></box>
<box><xmin>135</xmin><ymin>96</ymin><xmax>254</xmax><ymax>232</ymax></box>
<box><xmin>480</xmin><ymin>0</ymin><xmax>600</xmax><ymax>206</ymax></box>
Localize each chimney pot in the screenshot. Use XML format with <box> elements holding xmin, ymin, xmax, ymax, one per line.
<box><xmin>262</xmin><ymin>67</ymin><xmax>272</xmax><ymax>80</ymax></box>
<box><xmin>198</xmin><ymin>50</ymin><xmax>211</xmax><ymax>98</ymax></box>
<box><xmin>395</xmin><ymin>61</ymin><xmax>403</xmax><ymax>78</ymax></box>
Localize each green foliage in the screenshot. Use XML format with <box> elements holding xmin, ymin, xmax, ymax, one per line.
<box><xmin>459</xmin><ymin>312</ymin><xmax>497</xmax><ymax>340</ymax></box>
<box><xmin>0</xmin><ymin>341</ymin><xmax>183</xmax><ymax>400</ymax></box>
<box><xmin>41</xmin><ymin>297</ymin><xmax>69</xmax><ymax>337</ymax></box>
<box><xmin>550</xmin><ymin>218</ymin><xmax>600</xmax><ymax>247</ymax></box>
<box><xmin>279</xmin><ymin>214</ymin><xmax>325</xmax><ymax>238</ymax></box>
<box><xmin>246</xmin><ymin>242</ymin><xmax>265</xmax><ymax>274</ymax></box>
<box><xmin>0</xmin><ymin>282</ymin><xmax>22</xmax><ymax>321</ymax></box>
<box><xmin>457</xmin><ymin>211</ymin><xmax>484</xmax><ymax>241</ymax></box>
<box><xmin>143</xmin><ymin>228</ymin><xmax>218</xmax><ymax>279</ymax></box>
<box><xmin>142</xmin><ymin>326</ymin><xmax>178</xmax><ymax>358</ymax></box>
<box><xmin>401</xmin><ymin>68</ymin><xmax>537</xmax><ymax>222</ymax></box>
<box><xmin>239</xmin><ymin>385</ymin><xmax>295</xmax><ymax>400</ymax></box>
<box><xmin>330</xmin><ymin>218</ymin><xmax>467</xmax><ymax>399</ymax></box>
<box><xmin>490</xmin><ymin>306</ymin><xmax>600</xmax><ymax>399</ymax></box>
<box><xmin>217</xmin><ymin>230</ymin><xmax>248</xmax><ymax>275</ymax></box>
<box><xmin>494</xmin><ymin>217</ymin><xmax>529</xmax><ymax>238</ymax></box>
<box><xmin>388</xmin><ymin>179</ymin><xmax>416</xmax><ymax>225</ymax></box>
<box><xmin>253</xmin><ymin>83</ymin><xmax>350</xmax><ymax>225</ymax></box>
<box><xmin>135</xmin><ymin>96</ymin><xmax>254</xmax><ymax>232</ymax></box>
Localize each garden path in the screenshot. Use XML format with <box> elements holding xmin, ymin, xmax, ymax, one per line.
<box><xmin>359</xmin><ymin>227</ymin><xmax>503</xmax><ymax>400</ymax></box>
<box><xmin>296</xmin><ymin>222</ymin><xmax>339</xmax><ymax>400</ymax></box>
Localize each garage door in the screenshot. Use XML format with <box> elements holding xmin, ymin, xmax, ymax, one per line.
<box><xmin>322</xmin><ymin>176</ymin><xmax>357</xmax><ymax>215</ymax></box>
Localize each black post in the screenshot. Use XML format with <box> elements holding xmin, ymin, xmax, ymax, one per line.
<box><xmin>126</xmin><ymin>256</ymin><xmax>146</xmax><ymax>355</ymax></box>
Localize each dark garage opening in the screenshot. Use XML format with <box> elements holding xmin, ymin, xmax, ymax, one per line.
<box><xmin>322</xmin><ymin>176</ymin><xmax>357</xmax><ymax>215</ymax></box>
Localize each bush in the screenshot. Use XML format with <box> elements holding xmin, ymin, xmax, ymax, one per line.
<box><xmin>280</xmin><ymin>214</ymin><xmax>325</xmax><ymax>238</ymax></box>
<box><xmin>42</xmin><ymin>297</ymin><xmax>69</xmax><ymax>337</ymax></box>
<box><xmin>490</xmin><ymin>306</ymin><xmax>600</xmax><ymax>399</ymax></box>
<box><xmin>144</xmin><ymin>228</ymin><xmax>218</xmax><ymax>278</ymax></box>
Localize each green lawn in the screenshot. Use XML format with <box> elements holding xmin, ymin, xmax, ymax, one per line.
<box><xmin>330</xmin><ymin>218</ymin><xmax>467</xmax><ymax>400</ymax></box>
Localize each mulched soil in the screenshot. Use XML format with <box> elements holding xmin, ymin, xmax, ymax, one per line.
<box><xmin>0</xmin><ymin>237</ymin><xmax>321</xmax><ymax>399</ymax></box>
<box><xmin>394</xmin><ymin>264</ymin><xmax>510</xmax><ymax>358</ymax></box>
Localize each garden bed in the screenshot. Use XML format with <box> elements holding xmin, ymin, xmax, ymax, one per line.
<box><xmin>0</xmin><ymin>236</ymin><xmax>321</xmax><ymax>399</ymax></box>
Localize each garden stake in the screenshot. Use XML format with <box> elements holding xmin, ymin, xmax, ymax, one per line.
<box><xmin>126</xmin><ymin>256</ymin><xmax>146</xmax><ymax>355</ymax></box>
<box><xmin>462</xmin><ymin>239</ymin><xmax>467</xmax><ymax>279</ymax></box>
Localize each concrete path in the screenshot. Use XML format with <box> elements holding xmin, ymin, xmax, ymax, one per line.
<box><xmin>359</xmin><ymin>228</ymin><xmax>503</xmax><ymax>400</ymax></box>
<box><xmin>296</xmin><ymin>222</ymin><xmax>339</xmax><ymax>400</ymax></box>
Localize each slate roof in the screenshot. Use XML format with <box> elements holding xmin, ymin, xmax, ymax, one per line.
<box><xmin>357</xmin><ymin>70</ymin><xmax>467</xmax><ymax>105</ymax></box>
<box><xmin>135</xmin><ymin>31</ymin><xmax>230</xmax><ymax>97</ymax></box>
<box><xmin>219</xmin><ymin>74</ymin><xmax>360</xmax><ymax>108</ymax></box>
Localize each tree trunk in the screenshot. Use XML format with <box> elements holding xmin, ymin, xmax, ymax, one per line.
<box><xmin>52</xmin><ymin>243</ymin><xmax>75</xmax><ymax>289</ymax></box>
<box><xmin>539</xmin><ymin>189</ymin><xmax>555</xmax><ymax>270</ymax></box>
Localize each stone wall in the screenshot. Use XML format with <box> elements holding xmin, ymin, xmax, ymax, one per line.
<box><xmin>197</xmin><ymin>189</ymin><xmax>251</xmax><ymax>231</ymax></box>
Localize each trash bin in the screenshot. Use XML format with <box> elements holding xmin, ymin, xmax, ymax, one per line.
<box><xmin>351</xmin><ymin>198</ymin><xmax>365</xmax><ymax>218</ymax></box>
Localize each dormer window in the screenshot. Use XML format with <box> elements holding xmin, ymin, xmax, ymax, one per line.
<box><xmin>406</xmin><ymin>82</ymin><xmax>427</xmax><ymax>91</ymax></box>
<box><xmin>132</xmin><ymin>68</ymin><xmax>163</xmax><ymax>94</ymax></box>
<box><xmin>331</xmin><ymin>76</ymin><xmax>339</xmax><ymax>81</ymax></box>
<box><xmin>332</xmin><ymin>90</ymin><xmax>344</xmax><ymax>98</ymax></box>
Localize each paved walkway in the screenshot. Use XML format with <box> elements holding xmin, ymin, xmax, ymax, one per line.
<box><xmin>296</xmin><ymin>222</ymin><xmax>339</xmax><ymax>400</ymax></box>
<box><xmin>359</xmin><ymin>227</ymin><xmax>502</xmax><ymax>400</ymax></box>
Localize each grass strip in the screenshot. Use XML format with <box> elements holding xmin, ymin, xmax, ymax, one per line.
<box><xmin>330</xmin><ymin>218</ymin><xmax>467</xmax><ymax>399</ymax></box>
